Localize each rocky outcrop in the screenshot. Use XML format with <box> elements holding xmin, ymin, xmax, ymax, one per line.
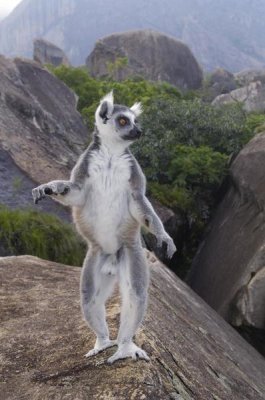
<box><xmin>188</xmin><ymin>132</ymin><xmax>265</xmax><ymax>337</ymax></box>
<box><xmin>1</xmin><ymin>255</ymin><xmax>265</xmax><ymax>399</ymax></box>
<box><xmin>33</xmin><ymin>38</ymin><xmax>70</xmax><ymax>67</ymax></box>
<box><xmin>235</xmin><ymin>69</ymin><xmax>265</xmax><ymax>86</ymax></box>
<box><xmin>86</xmin><ymin>30</ymin><xmax>203</xmax><ymax>90</ymax></box>
<box><xmin>203</xmin><ymin>68</ymin><xmax>237</xmax><ymax>101</ymax></box>
<box><xmin>0</xmin><ymin>55</ymin><xmax>87</xmax><ymax>187</ymax></box>
<box><xmin>212</xmin><ymin>81</ymin><xmax>265</xmax><ymax>113</ymax></box>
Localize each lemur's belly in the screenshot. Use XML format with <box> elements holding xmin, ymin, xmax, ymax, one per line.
<box><xmin>76</xmin><ymin>148</ymin><xmax>133</xmax><ymax>254</ymax></box>
<box><xmin>86</xmin><ymin>189</ymin><xmax>130</xmax><ymax>253</ymax></box>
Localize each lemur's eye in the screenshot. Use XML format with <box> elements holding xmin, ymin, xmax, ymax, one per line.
<box><xmin>119</xmin><ymin>117</ymin><xmax>128</xmax><ymax>126</ymax></box>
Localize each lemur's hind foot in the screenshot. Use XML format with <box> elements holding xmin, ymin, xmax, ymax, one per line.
<box><xmin>85</xmin><ymin>339</ymin><xmax>117</xmax><ymax>358</ymax></box>
<box><xmin>107</xmin><ymin>342</ymin><xmax>150</xmax><ymax>364</ymax></box>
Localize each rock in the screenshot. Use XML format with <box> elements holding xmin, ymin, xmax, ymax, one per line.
<box><xmin>0</xmin><ymin>55</ymin><xmax>87</xmax><ymax>186</ymax></box>
<box><xmin>188</xmin><ymin>132</ymin><xmax>265</xmax><ymax>335</ymax></box>
<box><xmin>235</xmin><ymin>69</ymin><xmax>265</xmax><ymax>86</ymax></box>
<box><xmin>212</xmin><ymin>81</ymin><xmax>265</xmax><ymax>113</ymax></box>
<box><xmin>232</xmin><ymin>267</ymin><xmax>265</xmax><ymax>329</ymax></box>
<box><xmin>86</xmin><ymin>30</ymin><xmax>203</xmax><ymax>90</ymax></box>
<box><xmin>33</xmin><ymin>38</ymin><xmax>70</xmax><ymax>67</ymax></box>
<box><xmin>203</xmin><ymin>68</ymin><xmax>237</xmax><ymax>101</ymax></box>
<box><xmin>1</xmin><ymin>255</ymin><xmax>265</xmax><ymax>399</ymax></box>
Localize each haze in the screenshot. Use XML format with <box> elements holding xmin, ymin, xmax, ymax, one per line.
<box><xmin>0</xmin><ymin>0</ymin><xmax>22</xmax><ymax>20</ymax></box>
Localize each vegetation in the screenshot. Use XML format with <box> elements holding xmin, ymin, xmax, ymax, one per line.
<box><xmin>0</xmin><ymin>206</ymin><xmax>86</xmax><ymax>266</ymax></box>
<box><xmin>48</xmin><ymin>65</ymin><xmax>181</xmax><ymax>128</ymax></box>
<box><xmin>44</xmin><ymin>65</ymin><xmax>261</xmax><ymax>275</ymax></box>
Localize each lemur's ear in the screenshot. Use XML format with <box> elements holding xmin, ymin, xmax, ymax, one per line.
<box><xmin>130</xmin><ymin>102</ymin><xmax>143</xmax><ymax>117</ymax></box>
<box><xmin>98</xmin><ymin>91</ymin><xmax>114</xmax><ymax>123</ymax></box>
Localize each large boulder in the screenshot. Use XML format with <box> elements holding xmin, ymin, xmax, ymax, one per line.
<box><xmin>86</xmin><ymin>29</ymin><xmax>203</xmax><ymax>90</ymax></box>
<box><xmin>0</xmin><ymin>55</ymin><xmax>87</xmax><ymax>187</ymax></box>
<box><xmin>33</xmin><ymin>38</ymin><xmax>70</xmax><ymax>67</ymax></box>
<box><xmin>1</xmin><ymin>255</ymin><xmax>265</xmax><ymax>399</ymax></box>
<box><xmin>212</xmin><ymin>81</ymin><xmax>265</xmax><ymax>113</ymax></box>
<box><xmin>188</xmin><ymin>132</ymin><xmax>265</xmax><ymax>335</ymax></box>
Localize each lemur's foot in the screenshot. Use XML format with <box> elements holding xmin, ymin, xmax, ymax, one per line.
<box><xmin>107</xmin><ymin>342</ymin><xmax>150</xmax><ymax>364</ymax></box>
<box><xmin>85</xmin><ymin>339</ymin><xmax>117</xmax><ymax>358</ymax></box>
<box><xmin>32</xmin><ymin>181</ymin><xmax>70</xmax><ymax>204</ymax></box>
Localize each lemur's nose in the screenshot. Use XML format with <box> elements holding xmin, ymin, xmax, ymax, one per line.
<box><xmin>135</xmin><ymin>126</ymin><xmax>142</xmax><ymax>137</ymax></box>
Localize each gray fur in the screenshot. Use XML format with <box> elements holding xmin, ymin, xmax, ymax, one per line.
<box><xmin>32</xmin><ymin>91</ymin><xmax>176</xmax><ymax>363</ymax></box>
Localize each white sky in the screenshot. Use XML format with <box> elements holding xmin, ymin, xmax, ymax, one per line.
<box><xmin>0</xmin><ymin>0</ymin><xmax>22</xmax><ymax>20</ymax></box>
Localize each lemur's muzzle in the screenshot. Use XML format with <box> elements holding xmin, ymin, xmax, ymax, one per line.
<box><xmin>128</xmin><ymin>126</ymin><xmax>142</xmax><ymax>140</ymax></box>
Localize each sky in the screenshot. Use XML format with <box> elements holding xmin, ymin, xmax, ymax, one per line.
<box><xmin>0</xmin><ymin>0</ymin><xmax>22</xmax><ymax>20</ymax></box>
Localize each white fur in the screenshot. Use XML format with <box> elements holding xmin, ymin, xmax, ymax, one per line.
<box><xmin>83</xmin><ymin>145</ymin><xmax>132</xmax><ymax>254</ymax></box>
<box><xmin>130</xmin><ymin>102</ymin><xmax>143</xmax><ymax>117</ymax></box>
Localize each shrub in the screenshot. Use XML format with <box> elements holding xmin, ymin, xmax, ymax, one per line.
<box><xmin>0</xmin><ymin>206</ymin><xmax>86</xmax><ymax>266</ymax></box>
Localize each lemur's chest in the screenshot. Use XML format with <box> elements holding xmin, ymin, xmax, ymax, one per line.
<box><xmin>88</xmin><ymin>150</ymin><xmax>131</xmax><ymax>200</ymax></box>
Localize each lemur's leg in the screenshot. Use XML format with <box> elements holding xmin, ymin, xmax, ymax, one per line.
<box><xmin>107</xmin><ymin>244</ymin><xmax>150</xmax><ymax>364</ymax></box>
<box><xmin>81</xmin><ymin>248</ymin><xmax>117</xmax><ymax>357</ymax></box>
<box><xmin>32</xmin><ymin>180</ymin><xmax>85</xmax><ymax>207</ymax></box>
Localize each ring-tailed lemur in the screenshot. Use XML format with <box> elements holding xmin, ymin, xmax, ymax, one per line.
<box><xmin>32</xmin><ymin>91</ymin><xmax>176</xmax><ymax>363</ymax></box>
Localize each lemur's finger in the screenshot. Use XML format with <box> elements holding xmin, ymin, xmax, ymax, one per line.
<box><xmin>166</xmin><ymin>242</ymin><xmax>177</xmax><ymax>259</ymax></box>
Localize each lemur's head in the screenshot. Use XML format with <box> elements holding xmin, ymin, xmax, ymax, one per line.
<box><xmin>95</xmin><ymin>91</ymin><xmax>143</xmax><ymax>148</ymax></box>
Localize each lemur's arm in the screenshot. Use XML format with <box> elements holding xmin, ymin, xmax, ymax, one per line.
<box><xmin>129</xmin><ymin>155</ymin><xmax>176</xmax><ymax>258</ymax></box>
<box><xmin>32</xmin><ymin>146</ymin><xmax>92</xmax><ymax>207</ymax></box>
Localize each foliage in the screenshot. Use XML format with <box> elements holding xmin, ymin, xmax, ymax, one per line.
<box><xmin>244</xmin><ymin>113</ymin><xmax>265</xmax><ymax>134</ymax></box>
<box><xmin>107</xmin><ymin>57</ymin><xmax>128</xmax><ymax>79</ymax></box>
<box><xmin>0</xmin><ymin>206</ymin><xmax>86</xmax><ymax>266</ymax></box>
<box><xmin>48</xmin><ymin>65</ymin><xmax>181</xmax><ymax>128</ymax></box>
<box><xmin>133</xmin><ymin>97</ymin><xmax>248</xmax><ymax>185</ymax></box>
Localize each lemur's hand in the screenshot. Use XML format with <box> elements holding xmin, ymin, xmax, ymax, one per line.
<box><xmin>157</xmin><ymin>234</ymin><xmax>177</xmax><ymax>259</ymax></box>
<box><xmin>32</xmin><ymin>181</ymin><xmax>70</xmax><ymax>204</ymax></box>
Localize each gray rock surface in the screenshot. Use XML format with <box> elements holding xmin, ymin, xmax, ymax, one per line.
<box><xmin>33</xmin><ymin>38</ymin><xmax>70</xmax><ymax>67</ymax></box>
<box><xmin>1</xmin><ymin>255</ymin><xmax>265</xmax><ymax>399</ymax></box>
<box><xmin>212</xmin><ymin>81</ymin><xmax>265</xmax><ymax>113</ymax></box>
<box><xmin>86</xmin><ymin>30</ymin><xmax>203</xmax><ymax>90</ymax></box>
<box><xmin>235</xmin><ymin>69</ymin><xmax>265</xmax><ymax>86</ymax></box>
<box><xmin>188</xmin><ymin>132</ymin><xmax>265</xmax><ymax>333</ymax></box>
<box><xmin>0</xmin><ymin>55</ymin><xmax>87</xmax><ymax>186</ymax></box>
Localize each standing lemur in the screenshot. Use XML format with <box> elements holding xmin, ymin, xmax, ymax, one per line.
<box><xmin>32</xmin><ymin>91</ymin><xmax>176</xmax><ymax>363</ymax></box>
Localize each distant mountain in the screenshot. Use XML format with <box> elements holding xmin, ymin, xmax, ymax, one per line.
<box><xmin>0</xmin><ymin>0</ymin><xmax>265</xmax><ymax>72</ymax></box>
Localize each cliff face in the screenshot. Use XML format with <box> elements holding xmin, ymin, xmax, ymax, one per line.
<box><xmin>0</xmin><ymin>55</ymin><xmax>87</xmax><ymax>185</ymax></box>
<box><xmin>188</xmin><ymin>132</ymin><xmax>265</xmax><ymax>336</ymax></box>
<box><xmin>0</xmin><ymin>0</ymin><xmax>265</xmax><ymax>71</ymax></box>
<box><xmin>86</xmin><ymin>30</ymin><xmax>203</xmax><ymax>90</ymax></box>
<box><xmin>1</xmin><ymin>254</ymin><xmax>265</xmax><ymax>399</ymax></box>
<box><xmin>0</xmin><ymin>55</ymin><xmax>87</xmax><ymax>214</ymax></box>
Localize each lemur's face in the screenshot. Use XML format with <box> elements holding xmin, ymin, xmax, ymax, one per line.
<box><xmin>95</xmin><ymin>91</ymin><xmax>143</xmax><ymax>146</ymax></box>
<box><xmin>112</xmin><ymin>106</ymin><xmax>142</xmax><ymax>141</ymax></box>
